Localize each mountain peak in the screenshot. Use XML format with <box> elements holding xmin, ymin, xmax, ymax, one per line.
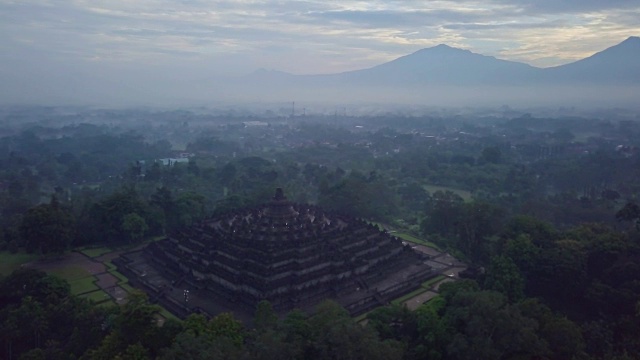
<box><xmin>413</xmin><ymin>44</ymin><xmax>471</xmax><ymax>56</ymax></box>
<box><xmin>588</xmin><ymin>35</ymin><xmax>640</xmax><ymax>59</ymax></box>
<box><xmin>620</xmin><ymin>36</ymin><xmax>640</xmax><ymax>47</ymax></box>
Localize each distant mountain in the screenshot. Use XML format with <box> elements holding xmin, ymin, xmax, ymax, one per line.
<box><xmin>545</xmin><ymin>36</ymin><xmax>640</xmax><ymax>84</ymax></box>
<box><xmin>231</xmin><ymin>37</ymin><xmax>640</xmax><ymax>107</ymax></box>
<box><xmin>244</xmin><ymin>37</ymin><xmax>640</xmax><ymax>87</ymax></box>
<box><xmin>334</xmin><ymin>44</ymin><xmax>542</xmax><ymax>86</ymax></box>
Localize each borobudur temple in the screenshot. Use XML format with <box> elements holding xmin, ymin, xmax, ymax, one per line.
<box><xmin>116</xmin><ymin>188</ymin><xmax>435</xmax><ymax>321</ymax></box>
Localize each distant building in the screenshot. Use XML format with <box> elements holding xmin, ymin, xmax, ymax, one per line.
<box><xmin>157</xmin><ymin>158</ymin><xmax>189</xmax><ymax>166</ymax></box>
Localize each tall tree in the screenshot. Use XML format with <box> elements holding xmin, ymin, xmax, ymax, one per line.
<box><xmin>20</xmin><ymin>196</ymin><xmax>75</xmax><ymax>254</ymax></box>
<box><xmin>483</xmin><ymin>255</ymin><xmax>525</xmax><ymax>302</ymax></box>
<box><xmin>121</xmin><ymin>213</ymin><xmax>149</xmax><ymax>242</ymax></box>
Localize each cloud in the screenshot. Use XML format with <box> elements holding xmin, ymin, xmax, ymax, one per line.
<box><xmin>495</xmin><ymin>0</ymin><xmax>640</xmax><ymax>14</ymax></box>
<box><xmin>0</xmin><ymin>0</ymin><xmax>639</xmax><ymax>79</ymax></box>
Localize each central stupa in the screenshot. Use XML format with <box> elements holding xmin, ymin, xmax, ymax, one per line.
<box><xmin>141</xmin><ymin>188</ymin><xmax>434</xmax><ymax>317</ymax></box>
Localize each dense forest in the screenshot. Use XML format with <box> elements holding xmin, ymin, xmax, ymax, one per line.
<box><xmin>2</xmin><ymin>107</ymin><xmax>640</xmax><ymax>359</ymax></box>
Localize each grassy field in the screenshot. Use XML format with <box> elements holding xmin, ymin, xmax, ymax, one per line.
<box><xmin>421</xmin><ymin>275</ymin><xmax>446</xmax><ymax>289</ymax></box>
<box><xmin>0</xmin><ymin>251</ymin><xmax>38</xmax><ymax>276</ymax></box>
<box><xmin>68</xmin><ymin>277</ymin><xmax>101</xmax><ymax>294</ymax></box>
<box><xmin>394</xmin><ymin>232</ymin><xmax>441</xmax><ymax>250</ymax></box>
<box><xmin>159</xmin><ymin>308</ymin><xmax>181</xmax><ymax>322</ymax></box>
<box><xmin>369</xmin><ymin>222</ymin><xmax>441</xmax><ymax>250</ymax></box>
<box><xmin>391</xmin><ymin>287</ymin><xmax>430</xmax><ymax>306</ymax></box>
<box><xmin>80</xmin><ymin>290</ymin><xmax>112</xmax><ymax>303</ymax></box>
<box><xmin>0</xmin><ymin>249</ymin><xmax>177</xmax><ymax>317</ymax></box>
<box><xmin>423</xmin><ymin>184</ymin><xmax>472</xmax><ymax>201</ymax></box>
<box><xmin>105</xmin><ymin>261</ymin><xmax>128</xmax><ymax>279</ymax></box>
<box><xmin>48</xmin><ymin>265</ymin><xmax>101</xmax><ymax>295</ymax></box>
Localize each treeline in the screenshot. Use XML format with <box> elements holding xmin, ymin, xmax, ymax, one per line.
<box><xmin>3</xmin><ymin>115</ymin><xmax>640</xmax><ymax>357</ymax></box>
<box><xmin>421</xmin><ymin>208</ymin><xmax>640</xmax><ymax>358</ymax></box>
<box><xmin>3</xmin><ymin>213</ymin><xmax>640</xmax><ymax>359</ymax></box>
<box><xmin>0</xmin><ymin>269</ymin><xmax>402</xmax><ymax>360</ymax></box>
<box><xmin>0</xmin><ymin>269</ymin><xmax>589</xmax><ymax>360</ymax></box>
<box><xmin>2</xmin><ymin>185</ymin><xmax>207</xmax><ymax>254</ymax></box>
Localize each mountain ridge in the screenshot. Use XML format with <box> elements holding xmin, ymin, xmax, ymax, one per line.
<box><xmin>247</xmin><ymin>36</ymin><xmax>640</xmax><ymax>87</ymax></box>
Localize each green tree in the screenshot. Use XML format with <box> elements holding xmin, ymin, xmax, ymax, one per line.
<box><xmin>366</xmin><ymin>304</ymin><xmax>417</xmax><ymax>343</ymax></box>
<box><xmin>122</xmin><ymin>213</ymin><xmax>149</xmax><ymax>242</ymax></box>
<box><xmin>88</xmin><ymin>187</ymin><xmax>151</xmax><ymax>244</ymax></box>
<box><xmin>175</xmin><ymin>192</ymin><xmax>206</xmax><ymax>229</ymax></box>
<box><xmin>307</xmin><ymin>301</ymin><xmax>405</xmax><ymax>360</ymax></box>
<box><xmin>421</xmin><ymin>190</ymin><xmax>464</xmax><ymax>239</ymax></box>
<box><xmin>616</xmin><ymin>202</ymin><xmax>640</xmax><ymax>230</ymax></box>
<box><xmin>150</xmin><ymin>186</ymin><xmax>175</xmax><ymax>232</ymax></box>
<box><xmin>161</xmin><ymin>313</ymin><xmax>245</xmax><ymax>360</ymax></box>
<box><xmin>280</xmin><ymin>310</ymin><xmax>311</xmax><ymax>358</ymax></box>
<box><xmin>254</xmin><ymin>301</ymin><xmax>278</xmax><ymax>332</ymax></box>
<box><xmin>19</xmin><ymin>196</ymin><xmax>75</xmax><ymax>254</ymax></box>
<box><xmin>412</xmin><ymin>296</ymin><xmax>448</xmax><ymax>360</ymax></box>
<box><xmin>441</xmin><ymin>285</ymin><xmax>549</xmax><ymax>360</ymax></box>
<box><xmin>114</xmin><ymin>343</ymin><xmax>150</xmax><ymax>360</ymax></box>
<box><xmin>503</xmin><ymin>234</ymin><xmax>541</xmax><ymax>277</ymax></box>
<box><xmin>483</xmin><ymin>255</ymin><xmax>525</xmax><ymax>302</ymax></box>
<box><xmin>85</xmin><ymin>291</ymin><xmax>160</xmax><ymax>359</ymax></box>
<box><xmin>518</xmin><ymin>299</ymin><xmax>585</xmax><ymax>360</ymax></box>
<box><xmin>455</xmin><ymin>201</ymin><xmax>504</xmax><ymax>263</ymax></box>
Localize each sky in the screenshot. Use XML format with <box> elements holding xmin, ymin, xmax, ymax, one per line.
<box><xmin>0</xmin><ymin>0</ymin><xmax>639</xmax><ymax>107</ymax></box>
<box><xmin>1</xmin><ymin>0</ymin><xmax>639</xmax><ymax>77</ymax></box>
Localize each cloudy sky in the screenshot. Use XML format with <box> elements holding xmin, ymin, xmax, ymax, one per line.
<box><xmin>1</xmin><ymin>0</ymin><xmax>639</xmax><ymax>78</ymax></box>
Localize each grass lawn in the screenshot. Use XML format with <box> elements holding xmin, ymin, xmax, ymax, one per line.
<box><xmin>120</xmin><ymin>283</ymin><xmax>136</xmax><ymax>293</ymax></box>
<box><xmin>368</xmin><ymin>222</ymin><xmax>441</xmax><ymax>250</ymax></box>
<box><xmin>0</xmin><ymin>251</ymin><xmax>38</xmax><ymax>276</ymax></box>
<box><xmin>105</xmin><ymin>262</ymin><xmax>128</xmax><ymax>280</ymax></box>
<box><xmin>68</xmin><ymin>277</ymin><xmax>100</xmax><ymax>295</ymax></box>
<box><xmin>110</xmin><ymin>269</ymin><xmax>129</xmax><ymax>283</ymax></box>
<box><xmin>423</xmin><ymin>184</ymin><xmax>472</xmax><ymax>201</ymax></box>
<box><xmin>159</xmin><ymin>308</ymin><xmax>181</xmax><ymax>322</ymax></box>
<box><xmin>421</xmin><ymin>275</ymin><xmax>446</xmax><ymax>289</ymax></box>
<box><xmin>80</xmin><ymin>289</ymin><xmax>112</xmax><ymax>303</ymax></box>
<box><xmin>47</xmin><ymin>266</ymin><xmax>99</xmax><ymax>295</ymax></box>
<box><xmin>391</xmin><ymin>287</ymin><xmax>429</xmax><ymax>306</ymax></box>
<box><xmin>394</xmin><ymin>233</ymin><xmax>441</xmax><ymax>250</ymax></box>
